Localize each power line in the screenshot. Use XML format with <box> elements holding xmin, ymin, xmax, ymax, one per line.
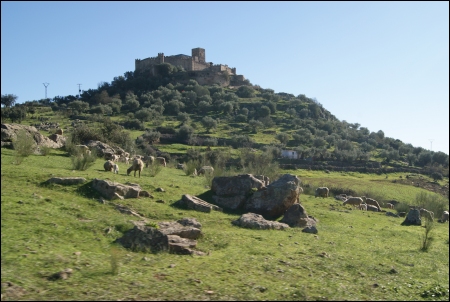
<box><xmin>43</xmin><ymin>82</ymin><xmax>49</xmax><ymax>99</ymax></box>
<box><xmin>429</xmin><ymin>139</ymin><xmax>434</xmax><ymax>151</ymax></box>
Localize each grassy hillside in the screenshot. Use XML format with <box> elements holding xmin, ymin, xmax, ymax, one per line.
<box><xmin>2</xmin><ymin>71</ymin><xmax>449</xmax><ymax>300</ymax></box>
<box><xmin>1</xmin><ymin>146</ymin><xmax>448</xmax><ymax>301</ymax></box>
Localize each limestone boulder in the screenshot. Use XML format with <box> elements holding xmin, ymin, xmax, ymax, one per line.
<box><xmin>115</xmin><ymin>218</ymin><xmax>205</xmax><ymax>255</ymax></box>
<box><xmin>1</xmin><ymin>123</ymin><xmax>65</xmax><ymax>151</ymax></box>
<box><xmin>212</xmin><ymin>195</ymin><xmax>247</xmax><ymax>210</ymax></box>
<box><xmin>401</xmin><ymin>208</ymin><xmax>421</xmax><ymax>226</ymax></box>
<box><xmin>92</xmin><ymin>179</ymin><xmax>151</xmax><ymax>200</ymax></box>
<box><xmin>244</xmin><ymin>174</ymin><xmax>301</xmax><ymax>219</ymax></box>
<box><xmin>280</xmin><ymin>203</ymin><xmax>317</xmax><ymax>228</ymax></box>
<box><xmin>85</xmin><ymin>140</ymin><xmax>116</xmax><ymax>157</ymax></box>
<box><xmin>232</xmin><ymin>213</ymin><xmax>289</xmax><ymax>230</ymax></box>
<box><xmin>173</xmin><ymin>194</ymin><xmax>223</xmax><ymax>213</ymax></box>
<box><xmin>211</xmin><ymin>174</ymin><xmax>265</xmax><ymax>197</ymax></box>
<box><xmin>45</xmin><ymin>177</ymin><xmax>86</xmax><ymax>185</ymax></box>
<box><xmin>48</xmin><ymin>133</ymin><xmax>66</xmax><ymax>147</ymax></box>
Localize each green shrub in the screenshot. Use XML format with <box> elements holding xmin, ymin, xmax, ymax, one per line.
<box><xmin>39</xmin><ymin>145</ymin><xmax>52</xmax><ymax>156</ymax></box>
<box><xmin>184</xmin><ymin>159</ymin><xmax>200</xmax><ymax>176</ymax></box>
<box><xmin>13</xmin><ymin>129</ymin><xmax>36</xmax><ymax>157</ymax></box>
<box><xmin>147</xmin><ymin>160</ymin><xmax>162</xmax><ymax>177</ymax></box>
<box><xmin>12</xmin><ymin>129</ymin><xmax>36</xmax><ymax>164</ymax></box>
<box><xmin>420</xmin><ymin>217</ymin><xmax>434</xmax><ymax>252</ymax></box>
<box><xmin>414</xmin><ymin>192</ymin><xmax>448</xmax><ymax>220</ymax></box>
<box><xmin>70</xmin><ymin>148</ymin><xmax>97</xmax><ymax>171</ymax></box>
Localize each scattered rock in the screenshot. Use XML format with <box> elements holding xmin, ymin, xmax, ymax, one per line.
<box><xmin>245</xmin><ymin>174</ymin><xmax>301</xmax><ymax>219</ymax></box>
<box><xmin>45</xmin><ymin>177</ymin><xmax>86</xmax><ymax>185</ymax></box>
<box><xmin>401</xmin><ymin>208</ymin><xmax>421</xmax><ymax>226</ymax></box>
<box><xmin>47</xmin><ymin>268</ymin><xmax>73</xmax><ymax>281</ymax></box>
<box><xmin>173</xmin><ymin>194</ymin><xmax>223</xmax><ymax>213</ymax></box>
<box><xmin>115</xmin><ymin>218</ymin><xmax>204</xmax><ymax>255</ymax></box>
<box><xmin>92</xmin><ymin>178</ymin><xmax>146</xmax><ymax>200</ymax></box>
<box><xmin>232</xmin><ymin>213</ymin><xmax>289</xmax><ymax>230</ymax></box>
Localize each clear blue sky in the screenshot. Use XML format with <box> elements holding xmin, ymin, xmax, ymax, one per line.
<box><xmin>2</xmin><ymin>1</ymin><xmax>448</xmax><ymax>154</ymax></box>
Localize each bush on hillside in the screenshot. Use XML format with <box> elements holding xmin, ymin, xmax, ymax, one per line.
<box><xmin>70</xmin><ymin>148</ymin><xmax>98</xmax><ymax>171</ymax></box>
<box><xmin>12</xmin><ymin>129</ymin><xmax>36</xmax><ymax>164</ymax></box>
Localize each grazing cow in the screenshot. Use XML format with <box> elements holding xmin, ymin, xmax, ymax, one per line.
<box><xmin>198</xmin><ymin>166</ymin><xmax>214</xmax><ymax>176</ymax></box>
<box><xmin>343</xmin><ymin>197</ymin><xmax>363</xmax><ymax>208</ymax></box>
<box><xmin>366</xmin><ymin>204</ymin><xmax>379</xmax><ymax>212</ymax></box>
<box><xmin>419</xmin><ymin>208</ymin><xmax>434</xmax><ymax>221</ymax></box>
<box><xmin>127</xmin><ymin>158</ymin><xmax>144</xmax><ymax>178</ymax></box>
<box><xmin>156</xmin><ymin>157</ymin><xmax>166</xmax><ymax>167</ymax></box>
<box><xmin>386</xmin><ymin>203</ymin><xmax>394</xmax><ymax>209</ymax></box>
<box><xmin>441</xmin><ymin>211</ymin><xmax>449</xmax><ymax>222</ymax></box>
<box><xmin>143</xmin><ymin>155</ymin><xmax>155</xmax><ymax>168</ymax></box>
<box><xmin>362</xmin><ymin>196</ymin><xmax>381</xmax><ymax>212</ymax></box>
<box><xmin>315</xmin><ymin>187</ymin><xmax>329</xmax><ymax>198</ymax></box>
<box><xmin>75</xmin><ymin>145</ymin><xmax>90</xmax><ymax>155</ymax></box>
<box><xmin>104</xmin><ymin>160</ymin><xmax>114</xmax><ymax>172</ymax></box>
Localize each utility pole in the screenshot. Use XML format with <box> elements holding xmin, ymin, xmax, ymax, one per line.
<box><xmin>43</xmin><ymin>82</ymin><xmax>49</xmax><ymax>99</ymax></box>
<box><xmin>77</xmin><ymin>84</ymin><xmax>82</xmax><ymax>98</ymax></box>
<box><xmin>429</xmin><ymin>139</ymin><xmax>434</xmax><ymax>170</ymax></box>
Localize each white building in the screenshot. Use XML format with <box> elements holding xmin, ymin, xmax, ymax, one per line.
<box><xmin>281</xmin><ymin>150</ymin><xmax>298</xmax><ymax>159</ymax></box>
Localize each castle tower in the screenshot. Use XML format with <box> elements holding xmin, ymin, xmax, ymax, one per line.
<box><xmin>158</xmin><ymin>53</ymin><xmax>164</xmax><ymax>64</ymax></box>
<box><xmin>192</xmin><ymin>48</ymin><xmax>205</xmax><ymax>63</ymax></box>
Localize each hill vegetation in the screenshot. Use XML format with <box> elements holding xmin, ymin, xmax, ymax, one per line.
<box><xmin>1</xmin><ymin>64</ymin><xmax>449</xmax><ymax>300</ymax></box>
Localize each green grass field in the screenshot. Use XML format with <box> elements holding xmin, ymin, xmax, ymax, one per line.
<box><xmin>1</xmin><ymin>148</ymin><xmax>449</xmax><ymax>301</ymax></box>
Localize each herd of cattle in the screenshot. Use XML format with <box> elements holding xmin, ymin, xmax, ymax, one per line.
<box><xmin>314</xmin><ymin>186</ymin><xmax>449</xmax><ymax>223</ymax></box>
<box><xmin>71</xmin><ymin>144</ymin><xmax>448</xmax><ymax>223</ymax></box>
<box><xmin>73</xmin><ymin>144</ymin><xmax>214</xmax><ymax>178</ymax></box>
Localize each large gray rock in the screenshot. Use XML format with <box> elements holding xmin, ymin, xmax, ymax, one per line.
<box><xmin>1</xmin><ymin>123</ymin><xmax>65</xmax><ymax>151</ymax></box>
<box><xmin>85</xmin><ymin>140</ymin><xmax>116</xmax><ymax>157</ymax></box>
<box><xmin>212</xmin><ymin>195</ymin><xmax>247</xmax><ymax>210</ymax></box>
<box><xmin>401</xmin><ymin>208</ymin><xmax>421</xmax><ymax>226</ymax></box>
<box><xmin>174</xmin><ymin>194</ymin><xmax>223</xmax><ymax>213</ymax></box>
<box><xmin>48</xmin><ymin>133</ymin><xmax>66</xmax><ymax>147</ymax></box>
<box><xmin>232</xmin><ymin>213</ymin><xmax>289</xmax><ymax>230</ymax></box>
<box><xmin>212</xmin><ymin>174</ymin><xmax>265</xmax><ymax>197</ymax></box>
<box><xmin>280</xmin><ymin>203</ymin><xmax>317</xmax><ymax>228</ymax></box>
<box><xmin>91</xmin><ymin>179</ymin><xmax>151</xmax><ymax>200</ymax></box>
<box><xmin>244</xmin><ymin>174</ymin><xmax>301</xmax><ymax>219</ymax></box>
<box><xmin>115</xmin><ymin>218</ymin><xmax>205</xmax><ymax>255</ymax></box>
<box><xmin>45</xmin><ymin>177</ymin><xmax>86</xmax><ymax>185</ymax></box>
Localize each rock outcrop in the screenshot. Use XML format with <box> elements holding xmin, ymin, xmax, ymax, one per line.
<box><xmin>173</xmin><ymin>194</ymin><xmax>223</xmax><ymax>213</ymax></box>
<box><xmin>115</xmin><ymin>218</ymin><xmax>206</xmax><ymax>255</ymax></box>
<box><xmin>1</xmin><ymin>123</ymin><xmax>66</xmax><ymax>152</ymax></box>
<box><xmin>401</xmin><ymin>208</ymin><xmax>422</xmax><ymax>226</ymax></box>
<box><xmin>280</xmin><ymin>203</ymin><xmax>317</xmax><ymax>228</ymax></box>
<box><xmin>45</xmin><ymin>177</ymin><xmax>86</xmax><ymax>185</ymax></box>
<box><xmin>85</xmin><ymin>140</ymin><xmax>117</xmax><ymax>157</ymax></box>
<box><xmin>211</xmin><ymin>174</ymin><xmax>265</xmax><ymax>210</ymax></box>
<box><xmin>244</xmin><ymin>174</ymin><xmax>301</xmax><ymax>219</ymax></box>
<box><xmin>232</xmin><ymin>213</ymin><xmax>289</xmax><ymax>230</ymax></box>
<box><xmin>92</xmin><ymin>179</ymin><xmax>151</xmax><ymax>200</ymax></box>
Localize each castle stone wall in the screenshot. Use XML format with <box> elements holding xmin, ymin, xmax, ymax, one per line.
<box><xmin>135</xmin><ymin>48</ymin><xmax>242</xmax><ymax>86</ymax></box>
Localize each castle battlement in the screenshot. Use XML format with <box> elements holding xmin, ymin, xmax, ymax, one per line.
<box><xmin>135</xmin><ymin>47</ymin><xmax>237</xmax><ymax>75</ymax></box>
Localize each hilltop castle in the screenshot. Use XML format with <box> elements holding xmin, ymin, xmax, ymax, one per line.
<box><xmin>135</xmin><ymin>47</ymin><xmax>246</xmax><ymax>86</ymax></box>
